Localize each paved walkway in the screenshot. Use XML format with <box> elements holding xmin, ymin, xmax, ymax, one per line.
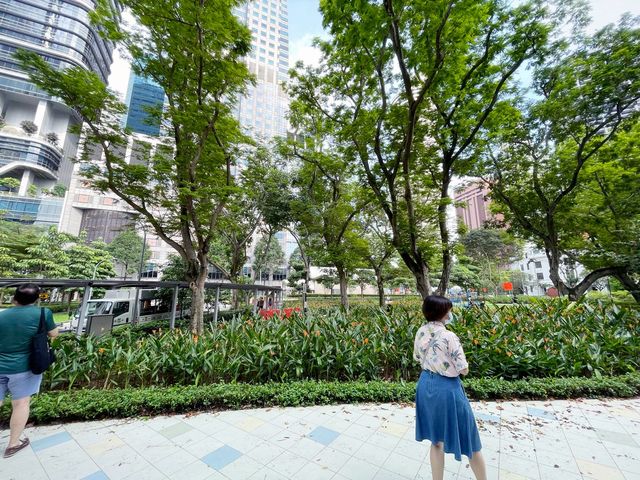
<box><xmin>2</xmin><ymin>398</ymin><xmax>640</xmax><ymax>480</ymax></box>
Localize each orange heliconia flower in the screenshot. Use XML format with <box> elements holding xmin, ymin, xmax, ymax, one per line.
<box><xmin>506</xmin><ymin>351</ymin><xmax>513</xmax><ymax>357</ymax></box>
<box><xmin>303</xmin><ymin>330</ymin><xmax>309</xmax><ymax>337</ymax></box>
<box><xmin>363</xmin><ymin>338</ymin><xmax>369</xmax><ymax>345</ymax></box>
<box><xmin>193</xmin><ymin>335</ymin><xmax>199</xmax><ymax>344</ymax></box>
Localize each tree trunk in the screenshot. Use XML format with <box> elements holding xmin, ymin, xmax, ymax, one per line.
<box><xmin>337</xmin><ymin>265</ymin><xmax>349</xmax><ymax>310</ymax></box>
<box><xmin>189</xmin><ymin>267</ymin><xmax>208</xmax><ymax>334</ymax></box>
<box><xmin>375</xmin><ymin>268</ymin><xmax>385</xmax><ymax>308</ymax></box>
<box><xmin>398</xmin><ymin>251</ymin><xmax>431</xmax><ymax>298</ymax></box>
<box><xmin>436</xmin><ymin>173</ymin><xmax>452</xmax><ymax>295</ymax></box>
<box><xmin>545</xmin><ymin>243</ymin><xmax>570</xmax><ymax>297</ymax></box>
<box><xmin>615</xmin><ymin>271</ymin><xmax>640</xmax><ymax>303</ymax></box>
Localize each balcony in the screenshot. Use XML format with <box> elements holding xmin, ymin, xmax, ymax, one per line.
<box><xmin>0</xmin><ymin>126</ymin><xmax>63</xmax><ymax>179</ymax></box>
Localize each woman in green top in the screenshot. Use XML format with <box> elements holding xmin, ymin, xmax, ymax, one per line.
<box><xmin>0</xmin><ymin>284</ymin><xmax>58</xmax><ymax>458</ymax></box>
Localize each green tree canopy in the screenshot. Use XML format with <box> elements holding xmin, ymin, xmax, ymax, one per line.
<box><xmin>479</xmin><ymin>17</ymin><xmax>640</xmax><ymax>300</ymax></box>
<box><xmin>67</xmin><ymin>233</ymin><xmax>116</xmax><ymax>279</ymax></box>
<box><xmin>252</xmin><ymin>234</ymin><xmax>285</xmax><ymax>280</ymax></box>
<box><xmin>107</xmin><ymin>229</ymin><xmax>149</xmax><ymax>280</ymax></box>
<box><xmin>287</xmin><ymin>0</ymin><xmax>574</xmax><ymax>298</ymax></box>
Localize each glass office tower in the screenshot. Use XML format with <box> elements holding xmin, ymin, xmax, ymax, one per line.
<box><xmin>0</xmin><ymin>0</ymin><xmax>120</xmax><ymax>225</ymax></box>
<box><xmin>122</xmin><ymin>72</ymin><xmax>164</xmax><ymax>136</ymax></box>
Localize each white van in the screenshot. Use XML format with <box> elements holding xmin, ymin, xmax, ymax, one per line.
<box><xmin>71</xmin><ymin>288</ymin><xmax>179</xmax><ymax>330</ymax></box>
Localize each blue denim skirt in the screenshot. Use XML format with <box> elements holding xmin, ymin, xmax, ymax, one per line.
<box><xmin>415</xmin><ymin>369</ymin><xmax>482</xmax><ymax>460</ymax></box>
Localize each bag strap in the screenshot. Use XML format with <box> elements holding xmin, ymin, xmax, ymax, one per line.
<box><xmin>39</xmin><ymin>307</ymin><xmax>46</xmax><ymax>334</ymax></box>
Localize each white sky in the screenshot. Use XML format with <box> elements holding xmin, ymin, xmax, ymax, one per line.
<box><xmin>107</xmin><ymin>0</ymin><xmax>640</xmax><ymax>99</ymax></box>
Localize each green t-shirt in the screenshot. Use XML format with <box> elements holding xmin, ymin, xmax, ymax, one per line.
<box><xmin>0</xmin><ymin>305</ymin><xmax>57</xmax><ymax>374</ymax></box>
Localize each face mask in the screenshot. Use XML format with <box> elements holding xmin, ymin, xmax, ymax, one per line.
<box><xmin>445</xmin><ymin>312</ymin><xmax>454</xmax><ymax>325</ymax></box>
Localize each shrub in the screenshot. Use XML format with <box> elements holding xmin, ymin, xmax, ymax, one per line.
<box><xmin>2</xmin><ymin>374</ymin><xmax>638</xmax><ymax>425</ymax></box>
<box><xmin>44</xmin><ymin>300</ymin><xmax>640</xmax><ymax>390</ymax></box>
<box><xmin>20</xmin><ymin>120</ymin><xmax>38</xmax><ymax>134</ymax></box>
<box><xmin>45</xmin><ymin>132</ymin><xmax>59</xmax><ymax>146</ymax></box>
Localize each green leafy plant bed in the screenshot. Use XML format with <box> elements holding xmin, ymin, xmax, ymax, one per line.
<box><xmin>45</xmin><ymin>300</ymin><xmax>640</xmax><ymax>389</ymax></box>
<box><xmin>2</xmin><ymin>375</ymin><xmax>639</xmax><ymax>425</ymax></box>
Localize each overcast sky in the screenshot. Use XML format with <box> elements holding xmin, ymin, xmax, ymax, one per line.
<box><xmin>107</xmin><ymin>0</ymin><xmax>640</xmax><ymax>99</ymax></box>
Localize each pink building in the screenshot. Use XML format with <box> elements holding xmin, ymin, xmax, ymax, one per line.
<box><xmin>454</xmin><ymin>181</ymin><xmax>492</xmax><ymax>230</ymax></box>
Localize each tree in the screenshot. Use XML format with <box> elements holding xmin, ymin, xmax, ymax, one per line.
<box><xmin>317</xmin><ymin>270</ymin><xmax>339</xmax><ymax>296</ymax></box>
<box><xmin>18</xmin><ymin>227</ymin><xmax>71</xmax><ymax>278</ymax></box>
<box><xmin>67</xmin><ymin>233</ymin><xmax>116</xmax><ymax>279</ymax></box>
<box><xmin>285</xmin><ymin>132</ymin><xmax>368</xmax><ymax>309</ymax></box>
<box><xmin>0</xmin><ymin>231</ymin><xmax>17</xmax><ymax>277</ymax></box>
<box><xmin>0</xmin><ymin>178</ymin><xmax>20</xmax><ymax>194</ymax></box>
<box><xmin>449</xmin><ymin>255</ymin><xmax>482</xmax><ymax>291</ymax></box>
<box><xmin>479</xmin><ymin>18</ymin><xmax>640</xmax><ymax>299</ymax></box>
<box><xmin>287</xmin><ymin>247</ymin><xmax>307</xmax><ymax>293</ymax></box>
<box><xmin>360</xmin><ymin>209</ymin><xmax>396</xmax><ymax>307</ymax></box>
<box><xmin>288</xmin><ymin>0</ymin><xmax>566</xmax><ymax>298</ymax></box>
<box><xmin>561</xmin><ymin>122</ymin><xmax>640</xmax><ymax>301</ymax></box>
<box><xmin>107</xmin><ymin>229</ymin><xmax>149</xmax><ymax>280</ymax></box>
<box><xmin>17</xmin><ymin>0</ymin><xmax>253</xmax><ymax>333</ymax></box>
<box><xmin>458</xmin><ymin>229</ymin><xmax>522</xmax><ymax>276</ymax></box>
<box><xmin>354</xmin><ymin>269</ymin><xmax>376</xmax><ymax>297</ymax></box>
<box><xmin>252</xmin><ymin>234</ymin><xmax>285</xmax><ymax>282</ymax></box>
<box><xmin>20</xmin><ymin>120</ymin><xmax>37</xmax><ymax>135</ymax></box>
<box><xmin>0</xmin><ymin>220</ymin><xmax>44</xmax><ymax>265</ymax></box>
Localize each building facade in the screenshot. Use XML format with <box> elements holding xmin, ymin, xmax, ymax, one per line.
<box><xmin>122</xmin><ymin>72</ymin><xmax>164</xmax><ymax>136</ymax></box>
<box><xmin>454</xmin><ymin>180</ymin><xmax>493</xmax><ymax>231</ymax></box>
<box><xmin>233</xmin><ymin>0</ymin><xmax>289</xmax><ymax>140</ymax></box>
<box><xmin>0</xmin><ymin>0</ymin><xmax>120</xmax><ymax>226</ymax></box>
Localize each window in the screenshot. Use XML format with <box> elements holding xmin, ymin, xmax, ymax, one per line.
<box><xmin>534</xmin><ymin>261</ymin><xmax>542</xmax><ymax>268</ymax></box>
<box><xmin>112</xmin><ymin>302</ymin><xmax>129</xmax><ymax>317</ymax></box>
<box><xmin>537</xmin><ymin>273</ymin><xmax>544</xmax><ymax>280</ymax></box>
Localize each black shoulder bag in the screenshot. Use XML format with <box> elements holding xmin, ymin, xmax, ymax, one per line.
<box><xmin>30</xmin><ymin>308</ymin><xmax>56</xmax><ymax>374</ymax></box>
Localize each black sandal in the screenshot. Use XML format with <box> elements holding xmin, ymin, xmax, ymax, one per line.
<box><xmin>3</xmin><ymin>438</ymin><xmax>30</xmax><ymax>458</ymax></box>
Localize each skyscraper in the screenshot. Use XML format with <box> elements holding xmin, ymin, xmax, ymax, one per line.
<box><xmin>234</xmin><ymin>0</ymin><xmax>289</xmax><ymax>139</ymax></box>
<box><xmin>0</xmin><ymin>0</ymin><xmax>120</xmax><ymax>225</ymax></box>
<box><xmin>122</xmin><ymin>72</ymin><xmax>164</xmax><ymax>136</ymax></box>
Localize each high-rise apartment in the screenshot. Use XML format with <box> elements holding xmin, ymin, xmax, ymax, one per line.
<box><xmin>122</xmin><ymin>72</ymin><xmax>164</xmax><ymax>136</ymax></box>
<box><xmin>0</xmin><ymin>0</ymin><xmax>120</xmax><ymax>226</ymax></box>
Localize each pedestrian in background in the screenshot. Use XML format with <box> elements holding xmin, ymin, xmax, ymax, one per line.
<box><xmin>0</xmin><ymin>284</ymin><xmax>58</xmax><ymax>458</ymax></box>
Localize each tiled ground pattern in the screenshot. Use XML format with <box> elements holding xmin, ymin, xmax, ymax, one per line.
<box><xmin>1</xmin><ymin>398</ymin><xmax>639</xmax><ymax>479</ymax></box>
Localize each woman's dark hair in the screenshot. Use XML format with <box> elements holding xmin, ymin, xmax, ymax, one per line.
<box><xmin>14</xmin><ymin>283</ymin><xmax>40</xmax><ymax>306</ymax></box>
<box><xmin>422</xmin><ymin>295</ymin><xmax>452</xmax><ymax>322</ymax></box>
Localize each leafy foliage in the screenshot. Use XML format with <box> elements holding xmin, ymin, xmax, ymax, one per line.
<box><xmin>107</xmin><ymin>229</ymin><xmax>149</xmax><ymax>279</ymax></box>
<box><xmin>252</xmin><ymin>234</ymin><xmax>285</xmax><ymax>280</ymax></box>
<box><xmin>479</xmin><ymin>17</ymin><xmax>640</xmax><ymax>299</ymax></box>
<box><xmin>43</xmin><ymin>300</ymin><xmax>640</xmax><ymax>390</ymax></box>
<box><xmin>3</xmin><ymin>374</ymin><xmax>640</xmax><ymax>424</ymax></box>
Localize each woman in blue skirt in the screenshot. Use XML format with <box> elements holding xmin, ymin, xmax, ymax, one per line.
<box><xmin>414</xmin><ymin>295</ymin><xmax>487</xmax><ymax>480</ymax></box>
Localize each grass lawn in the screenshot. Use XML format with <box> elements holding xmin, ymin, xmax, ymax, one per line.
<box><xmin>54</xmin><ymin>311</ymin><xmax>72</xmax><ymax>324</ymax></box>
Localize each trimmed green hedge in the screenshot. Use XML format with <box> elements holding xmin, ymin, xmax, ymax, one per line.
<box><xmin>3</xmin><ymin>374</ymin><xmax>639</xmax><ymax>424</ymax></box>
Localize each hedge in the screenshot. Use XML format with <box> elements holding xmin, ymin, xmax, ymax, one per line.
<box><xmin>3</xmin><ymin>374</ymin><xmax>639</xmax><ymax>425</ymax></box>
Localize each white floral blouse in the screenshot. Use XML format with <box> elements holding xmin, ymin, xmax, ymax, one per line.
<box><xmin>413</xmin><ymin>321</ymin><xmax>469</xmax><ymax>377</ymax></box>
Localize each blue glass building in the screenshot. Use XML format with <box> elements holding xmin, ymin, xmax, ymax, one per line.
<box><xmin>123</xmin><ymin>73</ymin><xmax>164</xmax><ymax>136</ymax></box>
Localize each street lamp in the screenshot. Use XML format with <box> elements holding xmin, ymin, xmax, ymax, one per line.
<box><xmin>132</xmin><ymin>227</ymin><xmax>147</xmax><ymax>325</ymax></box>
<box><xmin>92</xmin><ymin>260</ymin><xmax>105</xmax><ymax>280</ymax></box>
